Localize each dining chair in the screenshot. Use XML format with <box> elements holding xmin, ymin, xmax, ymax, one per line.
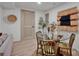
<box><xmin>59</xmin><ymin>33</ymin><xmax>75</xmax><ymax>56</ymax></box>
<box><xmin>36</xmin><ymin>31</ymin><xmax>43</xmax><ymax>55</ymax></box>
<box><xmin>41</xmin><ymin>40</ymin><xmax>56</xmax><ymax>56</ymax></box>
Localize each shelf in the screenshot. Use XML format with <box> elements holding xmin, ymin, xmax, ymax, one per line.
<box><xmin>57</xmin><ymin>25</ymin><xmax>78</xmax><ymax>26</ymax></box>
<box><xmin>58</xmin><ymin>26</ymin><xmax>78</xmax><ymax>32</ymax></box>
<box><xmin>57</xmin><ymin>7</ymin><xmax>79</xmax><ymax>17</ymax></box>
<box><xmin>57</xmin><ymin>7</ymin><xmax>78</xmax><ymax>32</ymax></box>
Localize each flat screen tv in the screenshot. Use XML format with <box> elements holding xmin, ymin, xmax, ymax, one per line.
<box><xmin>60</xmin><ymin>15</ymin><xmax>70</xmax><ymax>26</ymax></box>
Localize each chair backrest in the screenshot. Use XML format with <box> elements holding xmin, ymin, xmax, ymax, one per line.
<box><xmin>36</xmin><ymin>31</ymin><xmax>43</xmax><ymax>44</ymax></box>
<box><xmin>41</xmin><ymin>41</ymin><xmax>56</xmax><ymax>55</ymax></box>
<box><xmin>69</xmin><ymin>33</ymin><xmax>75</xmax><ymax>48</ymax></box>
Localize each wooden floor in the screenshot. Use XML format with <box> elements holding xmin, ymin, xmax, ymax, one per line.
<box><xmin>12</xmin><ymin>38</ymin><xmax>37</xmax><ymax>56</ymax></box>
<box><xmin>12</xmin><ymin>38</ymin><xmax>79</xmax><ymax>56</ymax></box>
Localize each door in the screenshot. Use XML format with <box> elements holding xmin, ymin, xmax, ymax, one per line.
<box><xmin>21</xmin><ymin>10</ymin><xmax>35</xmax><ymax>40</ymax></box>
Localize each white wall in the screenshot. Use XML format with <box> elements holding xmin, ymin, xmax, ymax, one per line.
<box><xmin>45</xmin><ymin>2</ymin><xmax>79</xmax><ymax>51</ymax></box>
<box><xmin>0</xmin><ymin>7</ymin><xmax>3</xmax><ymax>32</ymax></box>
<box><xmin>0</xmin><ymin>7</ymin><xmax>2</xmax><ymax>32</ymax></box>
<box><xmin>0</xmin><ymin>7</ymin><xmax>45</xmax><ymax>41</ymax></box>
<box><xmin>2</xmin><ymin>8</ymin><xmax>21</xmax><ymax>41</ymax></box>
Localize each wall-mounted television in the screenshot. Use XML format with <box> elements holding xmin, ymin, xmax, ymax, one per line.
<box><xmin>60</xmin><ymin>15</ymin><xmax>70</xmax><ymax>26</ymax></box>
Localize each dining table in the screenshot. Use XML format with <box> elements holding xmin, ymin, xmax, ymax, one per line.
<box><xmin>41</xmin><ymin>39</ymin><xmax>61</xmax><ymax>55</ymax></box>
<box><xmin>41</xmin><ymin>36</ymin><xmax>68</xmax><ymax>56</ymax></box>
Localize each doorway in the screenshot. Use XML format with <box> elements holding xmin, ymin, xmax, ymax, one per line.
<box><xmin>12</xmin><ymin>10</ymin><xmax>36</xmax><ymax>56</ymax></box>
<box><xmin>21</xmin><ymin>10</ymin><xmax>35</xmax><ymax>40</ymax></box>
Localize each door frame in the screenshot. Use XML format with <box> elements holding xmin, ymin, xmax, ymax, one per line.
<box><xmin>21</xmin><ymin>9</ymin><xmax>35</xmax><ymax>40</ymax></box>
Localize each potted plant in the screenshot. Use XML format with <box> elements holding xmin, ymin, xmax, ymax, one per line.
<box><xmin>38</xmin><ymin>17</ymin><xmax>46</xmax><ymax>33</ymax></box>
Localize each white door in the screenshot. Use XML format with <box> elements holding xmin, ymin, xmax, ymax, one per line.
<box><xmin>21</xmin><ymin>10</ymin><xmax>35</xmax><ymax>40</ymax></box>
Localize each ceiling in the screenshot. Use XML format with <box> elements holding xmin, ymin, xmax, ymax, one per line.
<box><xmin>0</xmin><ymin>2</ymin><xmax>66</xmax><ymax>11</ymax></box>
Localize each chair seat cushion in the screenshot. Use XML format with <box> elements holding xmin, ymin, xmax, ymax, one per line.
<box><xmin>60</xmin><ymin>48</ymin><xmax>70</xmax><ymax>55</ymax></box>
<box><xmin>59</xmin><ymin>42</ymin><xmax>69</xmax><ymax>48</ymax></box>
<box><xmin>59</xmin><ymin>42</ymin><xmax>70</xmax><ymax>55</ymax></box>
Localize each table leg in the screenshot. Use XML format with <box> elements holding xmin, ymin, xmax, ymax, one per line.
<box><xmin>57</xmin><ymin>47</ymin><xmax>60</xmax><ymax>55</ymax></box>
